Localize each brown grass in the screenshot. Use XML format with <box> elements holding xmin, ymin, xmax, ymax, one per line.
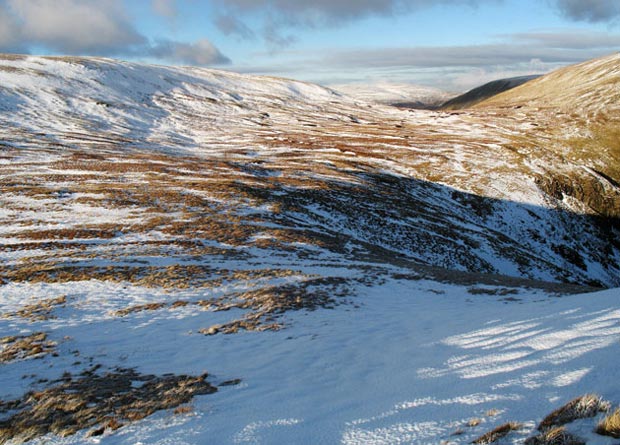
<box><xmin>0</xmin><ymin>333</ymin><xmax>56</xmax><ymax>363</ymax></box>
<box><xmin>173</xmin><ymin>405</ymin><xmax>193</xmax><ymax>415</ymax></box>
<box><xmin>113</xmin><ymin>302</ymin><xmax>167</xmax><ymax>317</ymax></box>
<box><xmin>525</xmin><ymin>426</ymin><xmax>585</xmax><ymax>445</ymax></box>
<box><xmin>0</xmin><ymin>368</ymin><xmax>217</xmax><ymax>444</ymax></box>
<box><xmin>2</xmin><ymin>296</ymin><xmax>67</xmax><ymax>321</ymax></box>
<box><xmin>104</xmin><ymin>273</ymin><xmax>347</xmax><ymax>333</ymax></box>
<box><xmin>537</xmin><ymin>394</ymin><xmax>610</xmax><ymax>431</ymax></box>
<box><xmin>198</xmin><ymin>277</ymin><xmax>347</xmax><ymax>335</ymax></box>
<box><xmin>472</xmin><ymin>422</ymin><xmax>522</xmax><ymax>444</ymax></box>
<box><xmin>0</xmin><ymin>53</ymin><xmax>27</xmax><ymax>61</ymax></box>
<box><xmin>596</xmin><ymin>408</ymin><xmax>620</xmax><ymax>438</ymax></box>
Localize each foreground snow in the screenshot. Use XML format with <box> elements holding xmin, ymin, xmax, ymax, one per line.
<box><xmin>1</xmin><ymin>276</ymin><xmax>619</xmax><ymax>444</ymax></box>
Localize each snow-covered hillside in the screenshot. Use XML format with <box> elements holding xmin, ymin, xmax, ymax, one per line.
<box><xmin>0</xmin><ymin>53</ymin><xmax>619</xmax><ymax>444</ymax></box>
<box><xmin>0</xmin><ymin>54</ymin><xmax>618</xmax><ymax>287</ymax></box>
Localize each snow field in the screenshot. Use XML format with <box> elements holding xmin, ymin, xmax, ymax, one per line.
<box><xmin>1</xmin><ymin>276</ymin><xmax>619</xmax><ymax>444</ymax></box>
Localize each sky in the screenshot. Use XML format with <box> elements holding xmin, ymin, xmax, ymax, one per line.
<box><xmin>0</xmin><ymin>0</ymin><xmax>619</xmax><ymax>91</ymax></box>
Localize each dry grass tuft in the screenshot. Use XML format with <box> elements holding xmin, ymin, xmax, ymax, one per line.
<box><xmin>173</xmin><ymin>405</ymin><xmax>193</xmax><ymax>415</ymax></box>
<box><xmin>467</xmin><ymin>418</ymin><xmax>482</xmax><ymax>427</ymax></box>
<box><xmin>113</xmin><ymin>302</ymin><xmax>166</xmax><ymax>317</ymax></box>
<box><xmin>472</xmin><ymin>422</ymin><xmax>522</xmax><ymax>444</ymax></box>
<box><xmin>596</xmin><ymin>408</ymin><xmax>620</xmax><ymax>438</ymax></box>
<box><xmin>0</xmin><ymin>333</ymin><xmax>56</xmax><ymax>363</ymax></box>
<box><xmin>537</xmin><ymin>394</ymin><xmax>610</xmax><ymax>431</ymax></box>
<box><xmin>0</xmin><ymin>368</ymin><xmax>217</xmax><ymax>444</ymax></box>
<box><xmin>525</xmin><ymin>426</ymin><xmax>585</xmax><ymax>445</ymax></box>
<box><xmin>3</xmin><ymin>296</ymin><xmax>67</xmax><ymax>321</ymax></box>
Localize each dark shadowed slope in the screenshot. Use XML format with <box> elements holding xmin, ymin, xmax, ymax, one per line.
<box><xmin>441</xmin><ymin>75</ymin><xmax>540</xmax><ymax>110</ymax></box>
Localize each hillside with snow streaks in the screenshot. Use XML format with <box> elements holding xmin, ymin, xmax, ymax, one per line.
<box><xmin>1</xmin><ymin>54</ymin><xmax>618</xmax><ymax>288</ymax></box>
<box><xmin>0</xmin><ymin>53</ymin><xmax>619</xmax><ymax>444</ymax></box>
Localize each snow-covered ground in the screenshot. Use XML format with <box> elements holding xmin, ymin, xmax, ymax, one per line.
<box><xmin>1</xmin><ymin>276</ymin><xmax>619</xmax><ymax>444</ymax></box>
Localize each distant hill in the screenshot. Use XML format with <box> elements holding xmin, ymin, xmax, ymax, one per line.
<box><xmin>441</xmin><ymin>75</ymin><xmax>539</xmax><ymax>110</ymax></box>
<box><xmin>331</xmin><ymin>82</ymin><xmax>454</xmax><ymax>109</ymax></box>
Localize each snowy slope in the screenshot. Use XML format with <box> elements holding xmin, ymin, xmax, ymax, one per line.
<box><xmin>475</xmin><ymin>52</ymin><xmax>620</xmax><ymax>222</ymax></box>
<box><xmin>1</xmin><ymin>276</ymin><xmax>619</xmax><ymax>444</ymax></box>
<box><xmin>477</xmin><ymin>53</ymin><xmax>620</xmax><ymax>114</ymax></box>
<box><xmin>0</xmin><ymin>54</ymin><xmax>353</xmax><ymax>151</ymax></box>
<box><xmin>0</xmin><ymin>54</ymin><xmax>618</xmax><ymax>288</ymax></box>
<box><xmin>0</xmin><ymin>53</ymin><xmax>619</xmax><ymax>444</ymax></box>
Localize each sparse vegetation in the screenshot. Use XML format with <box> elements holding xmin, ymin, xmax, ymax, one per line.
<box><xmin>525</xmin><ymin>426</ymin><xmax>585</xmax><ymax>445</ymax></box>
<box><xmin>2</xmin><ymin>296</ymin><xmax>67</xmax><ymax>321</ymax></box>
<box><xmin>0</xmin><ymin>368</ymin><xmax>218</xmax><ymax>444</ymax></box>
<box><xmin>0</xmin><ymin>333</ymin><xmax>56</xmax><ymax>363</ymax></box>
<box><xmin>471</xmin><ymin>422</ymin><xmax>522</xmax><ymax>444</ymax></box>
<box><xmin>537</xmin><ymin>394</ymin><xmax>610</xmax><ymax>431</ymax></box>
<box><xmin>0</xmin><ymin>51</ymin><xmax>619</xmax><ymax>445</ymax></box>
<box><xmin>596</xmin><ymin>408</ymin><xmax>620</xmax><ymax>438</ymax></box>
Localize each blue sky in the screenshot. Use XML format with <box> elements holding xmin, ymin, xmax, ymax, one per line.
<box><xmin>1</xmin><ymin>0</ymin><xmax>619</xmax><ymax>90</ymax></box>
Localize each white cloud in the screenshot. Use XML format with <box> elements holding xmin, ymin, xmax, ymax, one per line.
<box><xmin>231</xmin><ymin>29</ymin><xmax>618</xmax><ymax>89</ymax></box>
<box><xmin>149</xmin><ymin>39</ymin><xmax>231</xmax><ymax>65</ymax></box>
<box><xmin>321</xmin><ymin>44</ymin><xmax>598</xmax><ymax>69</ymax></box>
<box><xmin>0</xmin><ymin>0</ymin><xmax>231</xmax><ymax>66</ymax></box>
<box><xmin>5</xmin><ymin>0</ymin><xmax>146</xmax><ymax>54</ymax></box>
<box><xmin>215</xmin><ymin>14</ymin><xmax>256</xmax><ymax>39</ymax></box>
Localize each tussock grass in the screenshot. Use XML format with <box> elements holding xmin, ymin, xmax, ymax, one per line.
<box><xmin>106</xmin><ymin>273</ymin><xmax>347</xmax><ymax>333</ymax></box>
<box><xmin>537</xmin><ymin>394</ymin><xmax>610</xmax><ymax>431</ymax></box>
<box><xmin>525</xmin><ymin>426</ymin><xmax>585</xmax><ymax>445</ymax></box>
<box><xmin>596</xmin><ymin>408</ymin><xmax>620</xmax><ymax>438</ymax></box>
<box><xmin>173</xmin><ymin>405</ymin><xmax>193</xmax><ymax>415</ymax></box>
<box><xmin>471</xmin><ymin>422</ymin><xmax>522</xmax><ymax>444</ymax></box>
